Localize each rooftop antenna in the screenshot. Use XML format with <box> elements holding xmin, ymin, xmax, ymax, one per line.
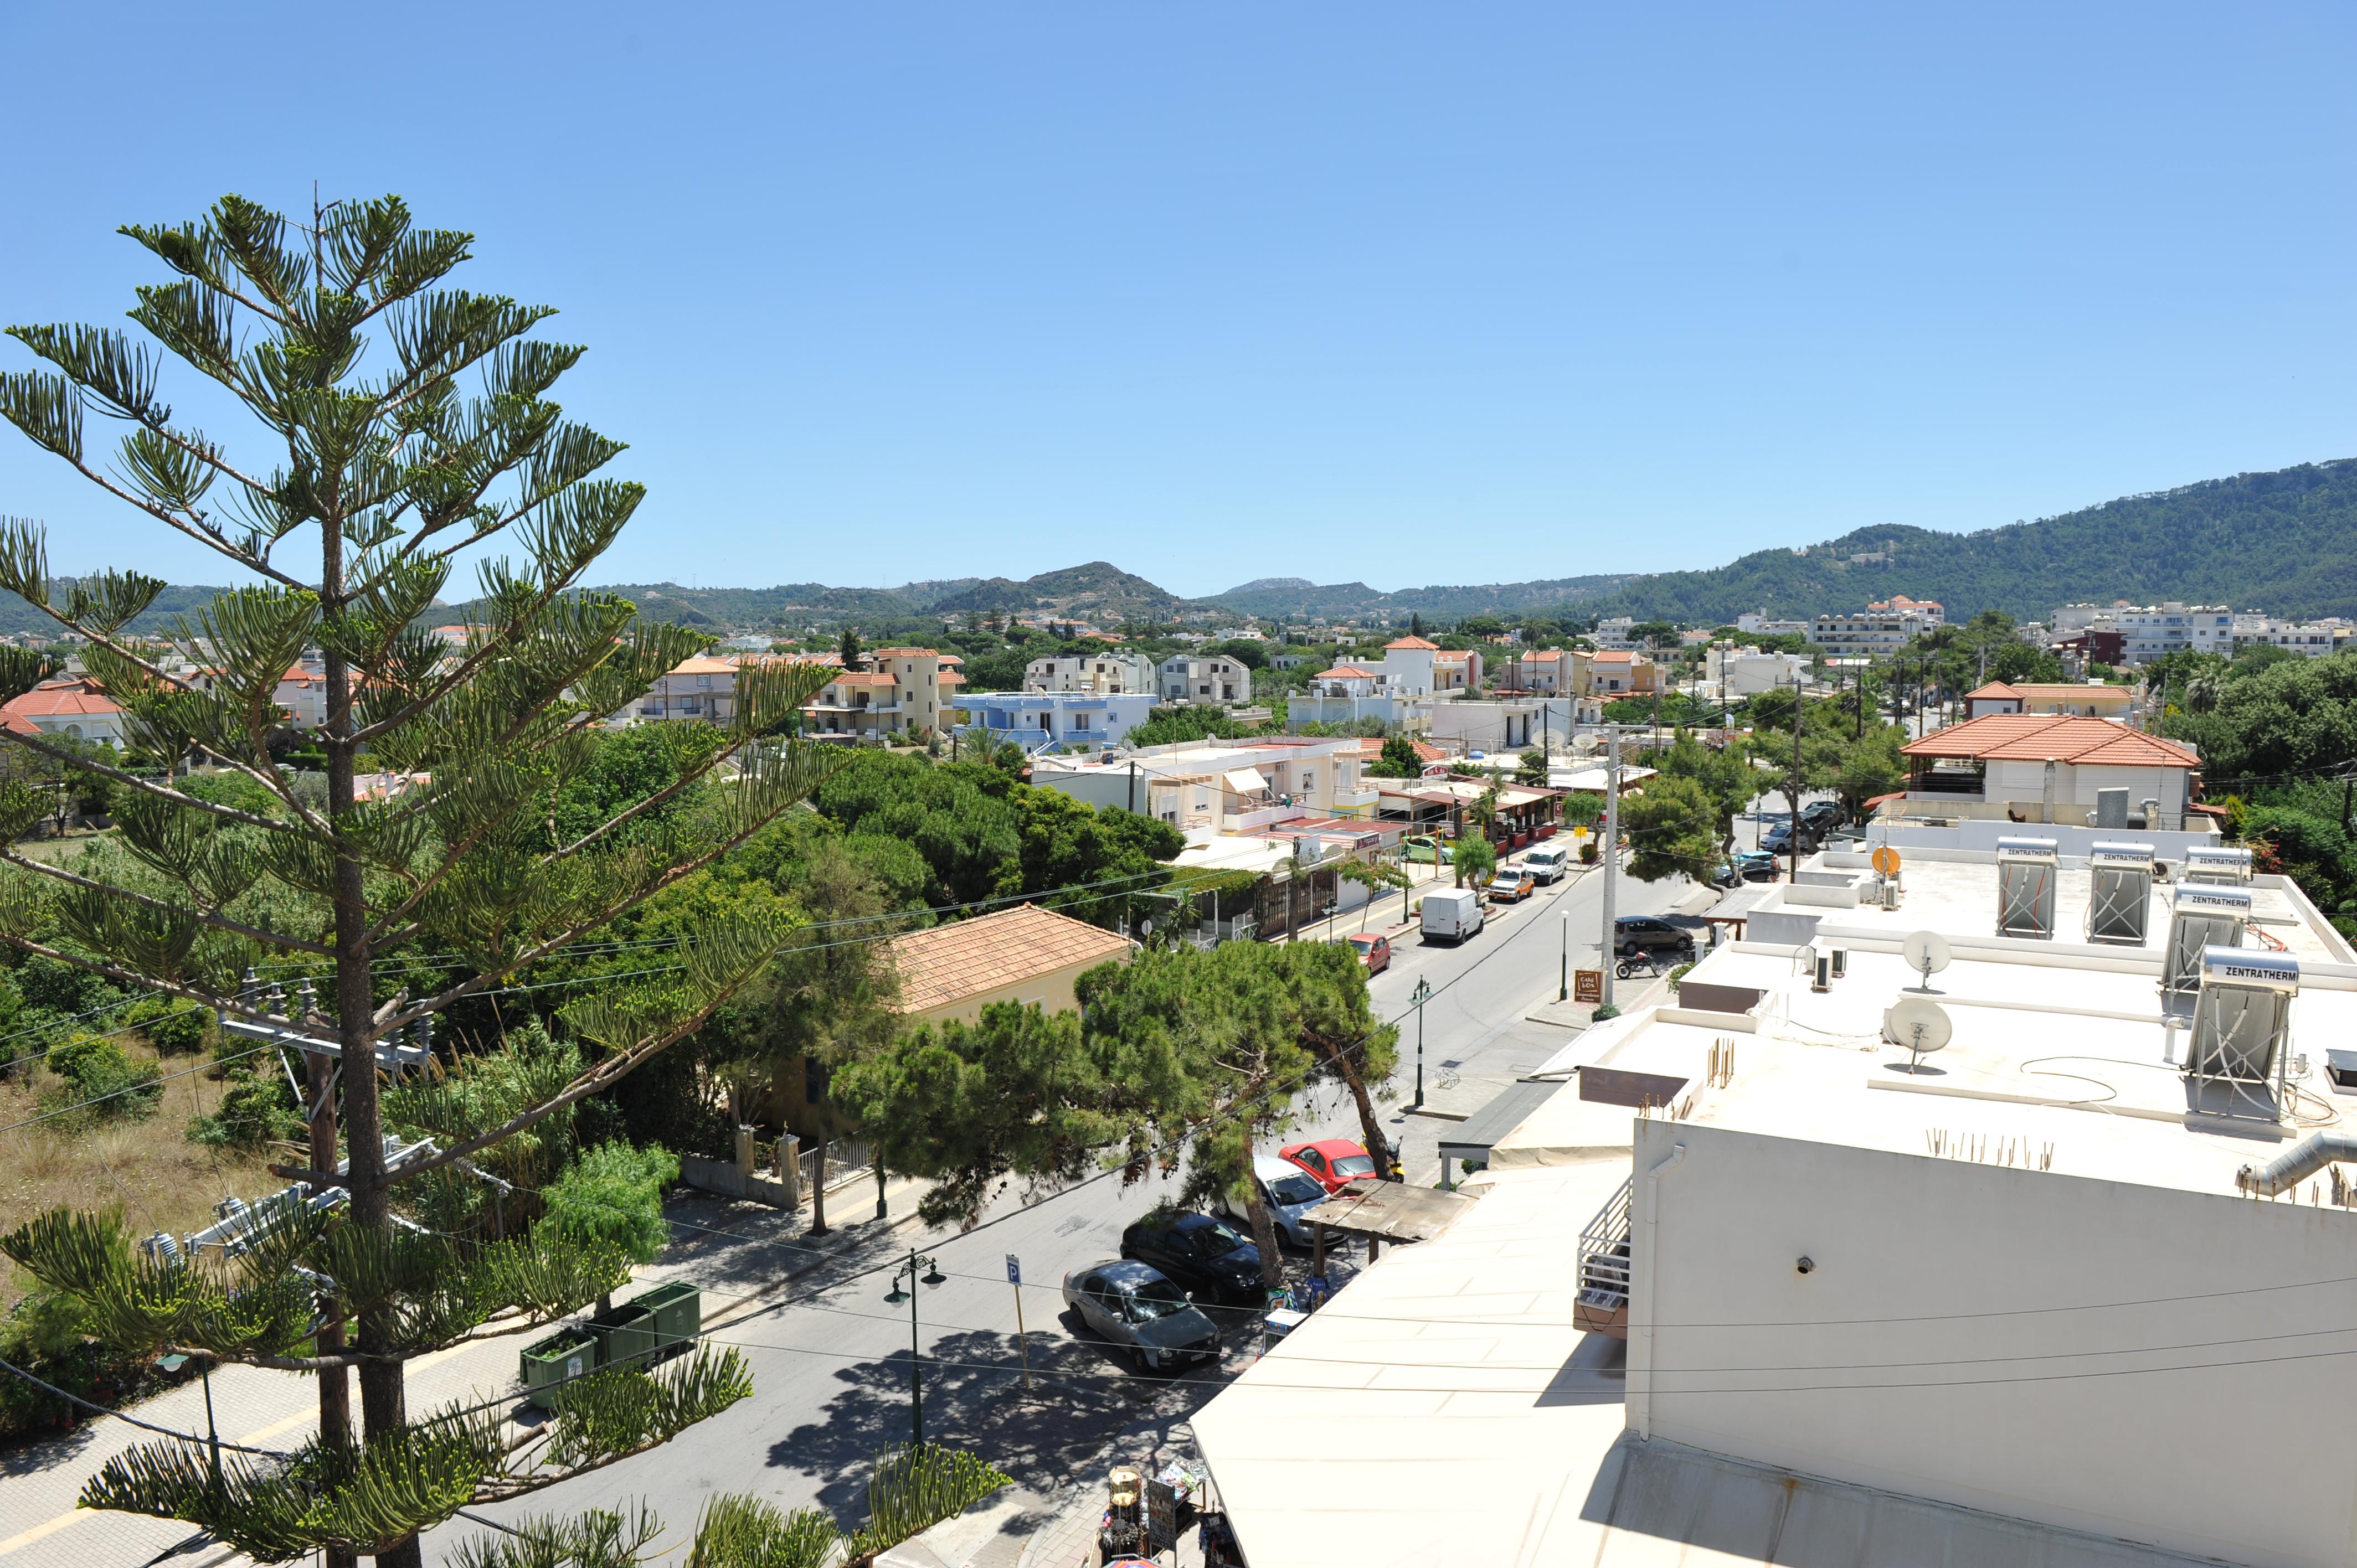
<box><xmin>1901</xmin><ymin>929</ymin><xmax>1951</xmax><ymax>994</ymax></box>
<box><xmin>1885</xmin><ymin>994</ymin><xmax>1953</xmax><ymax>1075</ymax></box>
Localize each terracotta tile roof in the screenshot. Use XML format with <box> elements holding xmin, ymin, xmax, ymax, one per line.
<box><xmin>1590</xmin><ymin>649</ymin><xmax>1638</xmax><ymax>664</ymax></box>
<box><xmin>1384</xmin><ymin>636</ymin><xmax>1439</xmax><ymax>651</ymax></box>
<box><xmin>1316</xmin><ymin>664</ymin><xmax>1382</xmax><ymax>679</ymax></box>
<box><xmin>825</xmin><ymin>672</ymin><xmax>898</xmax><ymax>688</ymax></box>
<box><xmin>1900</xmin><ymin>714</ymin><xmax>2199</xmax><ymax>769</ymax></box>
<box><xmin>2</xmin><ymin>680</ymin><xmax>125</xmax><ymax>720</ymax></box>
<box><xmin>668</xmin><ymin>655</ymin><xmax>737</xmax><ymax>676</ymax></box>
<box><xmin>1965</xmin><ymin>682</ymin><xmax>2024</xmax><ymax>700</ymax></box>
<box><xmin>887</xmin><ymin>903</ymin><xmax>1136</xmax><ymax>1017</ymax></box>
<box><xmin>871</xmin><ymin>647</ymin><xmax>939</xmax><ymax>659</ymax></box>
<box><xmin>1433</xmin><ymin>651</ymin><xmax>1473</xmax><ymax>664</ymax></box>
<box><xmin>1518</xmin><ymin>648</ymin><xmax>1569</xmax><ymax>662</ymax></box>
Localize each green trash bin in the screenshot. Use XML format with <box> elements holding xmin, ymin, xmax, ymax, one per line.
<box><xmin>520</xmin><ymin>1328</ymin><xmax>597</xmax><ymax>1412</ymax></box>
<box><xmin>590</xmin><ymin>1303</ymin><xmax>658</xmax><ymax>1371</ymax></box>
<box><xmin>626</xmin><ymin>1280</ymin><xmax>701</xmax><ymax>1358</ymax></box>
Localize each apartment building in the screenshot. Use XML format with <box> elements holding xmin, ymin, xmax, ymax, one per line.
<box><xmin>1431</xmin><ymin>648</ymin><xmax>1483</xmax><ymax>692</ymax></box>
<box><xmin>1496</xmin><ymin>646</ymin><xmax>1578</xmax><ymax>694</ymax></box>
<box><xmin>1023</xmin><ymin>652</ymin><xmax>1157</xmax><ymax>695</ymax></box>
<box><xmin>1583</xmin><ymin>648</ymin><xmax>1657</xmax><ymax>697</ymax></box>
<box><xmin>1157</xmin><ymin>654</ymin><xmax>1253</xmax><ymax>705</ymax></box>
<box><xmin>799</xmin><ymin>647</ymin><xmax>954</xmax><ymax>740</ymax></box>
<box><xmin>953</xmin><ymin>691</ymin><xmax>1155</xmax><ymax>752</ymax></box>
<box><xmin>1809</xmin><ymin>605</ymin><xmax>1938</xmax><ymax>656</ymax></box>
<box><xmin>1735</xmin><ymin>608</ymin><xmax>1812</xmax><ymax>637</ymax></box>
<box><xmin>1030</xmin><ymin>736</ymin><xmax>1376</xmax><ymax>826</ymax></box>
<box><xmin>1705</xmin><ymin>643</ymin><xmax>1809</xmax><ymax>697</ymax></box>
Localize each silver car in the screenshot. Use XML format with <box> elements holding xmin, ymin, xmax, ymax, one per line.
<box><xmin>1220</xmin><ymin>1153</ymin><xmax>1331</xmax><ymax>1249</ymax></box>
<box><xmin>1061</xmin><ymin>1258</ymin><xmax>1223</xmax><ymax>1373</ymax></box>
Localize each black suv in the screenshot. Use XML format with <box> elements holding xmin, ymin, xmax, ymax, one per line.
<box><xmin>1120</xmin><ymin>1211</ymin><xmax>1265</xmax><ymax>1312</ymax></box>
<box><xmin>1800</xmin><ymin>800</ymin><xmax>1849</xmax><ymax>835</ymax></box>
<box><xmin>1614</xmin><ymin>916</ymin><xmax>1696</xmax><ymax>963</ymax></box>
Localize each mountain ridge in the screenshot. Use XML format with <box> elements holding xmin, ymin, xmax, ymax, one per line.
<box><xmin>24</xmin><ymin>459</ymin><xmax>2357</xmax><ymax>638</ymax></box>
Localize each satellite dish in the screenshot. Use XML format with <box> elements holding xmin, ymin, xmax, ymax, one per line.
<box><xmin>1884</xmin><ymin>995</ymin><xmax>1953</xmax><ymax>1072</ymax></box>
<box><xmin>1871</xmin><ymin>844</ymin><xmax>1902</xmax><ymax>878</ymax></box>
<box><xmin>1900</xmin><ymin>929</ymin><xmax>1951</xmax><ymax>992</ymax></box>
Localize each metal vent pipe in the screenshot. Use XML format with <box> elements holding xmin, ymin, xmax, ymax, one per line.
<box><xmin>2237</xmin><ymin>1132</ymin><xmax>2357</xmax><ymax>1198</ymax></box>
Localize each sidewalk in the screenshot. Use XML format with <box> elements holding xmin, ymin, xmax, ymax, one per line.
<box><xmin>0</xmin><ymin>1174</ymin><xmax>936</xmax><ymax>1568</ymax></box>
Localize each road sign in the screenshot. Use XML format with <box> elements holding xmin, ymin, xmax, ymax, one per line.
<box><xmin>1573</xmin><ymin>968</ymin><xmax>1604</xmax><ymax>1005</ymax></box>
<box><xmin>1871</xmin><ymin>844</ymin><xmax>1902</xmax><ymax>878</ymax></box>
<box><xmin>1005</xmin><ymin>1254</ymin><xmax>1021</xmax><ymax>1285</ymax></box>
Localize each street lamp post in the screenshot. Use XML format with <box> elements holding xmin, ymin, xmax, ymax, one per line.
<box><xmin>1410</xmin><ymin>977</ymin><xmax>1433</xmax><ymax>1110</ymax></box>
<box><xmin>1559</xmin><ymin>909</ymin><xmax>1569</xmax><ymax>1002</ymax></box>
<box><xmin>883</xmin><ymin>1248</ymin><xmax>945</xmax><ymax>1446</ymax></box>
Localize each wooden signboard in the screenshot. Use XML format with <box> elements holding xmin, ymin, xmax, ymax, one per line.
<box><xmin>1573</xmin><ymin>968</ymin><xmax>1604</xmax><ymax>1005</ymax></box>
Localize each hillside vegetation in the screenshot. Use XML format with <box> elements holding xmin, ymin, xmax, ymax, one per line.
<box><xmin>30</xmin><ymin>460</ymin><xmax>2357</xmax><ymax>639</ymax></box>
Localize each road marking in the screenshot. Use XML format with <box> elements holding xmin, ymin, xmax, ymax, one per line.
<box><xmin>0</xmin><ymin>1509</ymin><xmax>89</xmax><ymax>1557</ymax></box>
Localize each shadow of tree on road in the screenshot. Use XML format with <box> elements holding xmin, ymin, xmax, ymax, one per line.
<box><xmin>760</xmin><ymin>1323</ymin><xmax>1235</xmax><ymax>1525</ymax></box>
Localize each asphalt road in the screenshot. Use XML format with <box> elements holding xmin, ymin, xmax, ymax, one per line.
<box><xmin>427</xmin><ymin>851</ymin><xmax>1693</xmax><ymax>1561</ymax></box>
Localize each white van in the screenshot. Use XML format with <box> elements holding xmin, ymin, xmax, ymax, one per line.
<box><xmin>1421</xmin><ymin>887</ymin><xmax>1485</xmax><ymax>944</ymax></box>
<box><xmin>1524</xmin><ymin>845</ymin><xmax>1572</xmax><ymax>884</ymax></box>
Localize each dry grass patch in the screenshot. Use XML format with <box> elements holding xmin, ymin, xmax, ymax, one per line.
<box><xmin>0</xmin><ymin>1039</ymin><xmax>277</xmax><ymax>1310</ymax></box>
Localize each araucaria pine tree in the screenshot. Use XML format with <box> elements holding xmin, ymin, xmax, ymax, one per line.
<box><xmin>0</xmin><ymin>194</ymin><xmax>843</xmax><ymax>1565</ymax></box>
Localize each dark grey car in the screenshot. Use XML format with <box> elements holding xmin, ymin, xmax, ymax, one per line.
<box><xmin>1061</xmin><ymin>1258</ymin><xmax>1223</xmax><ymax>1373</ymax></box>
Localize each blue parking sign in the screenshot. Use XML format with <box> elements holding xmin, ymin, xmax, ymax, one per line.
<box><xmin>1005</xmin><ymin>1254</ymin><xmax>1021</xmax><ymax>1285</ymax></box>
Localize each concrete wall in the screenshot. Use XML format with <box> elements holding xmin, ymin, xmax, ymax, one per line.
<box><xmin>903</xmin><ymin>957</ymin><xmax>1111</xmax><ymax>1028</ymax></box>
<box><xmin>1869</xmin><ymin>818</ymin><xmax>2219</xmax><ymax>858</ymax></box>
<box><xmin>1631</xmin><ymin>1119</ymin><xmax>2357</xmax><ymax>1568</ymax></box>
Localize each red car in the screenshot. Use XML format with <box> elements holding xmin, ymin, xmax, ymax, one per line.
<box><xmin>1344</xmin><ymin>933</ymin><xmax>1391</xmax><ymax>974</ymax></box>
<box><xmin>1279</xmin><ymin>1138</ymin><xmax>1381</xmax><ymax>1195</ymax></box>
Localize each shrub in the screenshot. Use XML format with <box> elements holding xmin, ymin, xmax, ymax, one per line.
<box><xmin>541</xmin><ymin>1142</ymin><xmax>681</xmax><ymax>1266</ymax></box>
<box><xmin>127</xmin><ymin>996</ymin><xmax>213</xmax><ymax>1056</ymax></box>
<box><xmin>40</xmin><ymin>1033</ymin><xmax>162</xmax><ymax>1125</ymax></box>
<box><xmin>17</xmin><ymin>956</ymin><xmax>125</xmax><ymax>1018</ymax></box>
<box><xmin>188</xmin><ymin>1071</ymin><xmax>304</xmax><ymax>1151</ymax></box>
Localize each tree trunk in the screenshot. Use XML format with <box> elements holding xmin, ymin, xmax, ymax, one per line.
<box><xmin>1241</xmin><ymin>1183</ymin><xmax>1285</xmax><ymax>1291</ymax></box>
<box><xmin>305</xmin><ymin>1050</ymin><xmax>357</xmax><ymax>1568</ymax></box>
<box><xmin>1312</xmin><ymin>1031</ymin><xmax>1389</xmax><ymax>1180</ymax></box>
<box><xmin>808</xmin><ymin>1137</ymin><xmax>828</xmax><ymax>1236</ymax></box>
<box><xmin>320</xmin><ymin>513</ymin><xmax>421</xmax><ymax>1568</ymax></box>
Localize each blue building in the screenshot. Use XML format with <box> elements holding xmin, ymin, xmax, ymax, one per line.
<box><xmin>954</xmin><ymin>691</ymin><xmax>1157</xmax><ymax>753</ymax></box>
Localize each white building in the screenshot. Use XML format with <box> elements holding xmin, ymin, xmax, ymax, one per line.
<box><xmin>1190</xmin><ymin>839</ymin><xmax>2357</xmax><ymax>1568</ymax></box>
<box><xmin>1157</xmin><ymin>654</ymin><xmax>1253</xmax><ymax>705</ymax></box>
<box><xmin>2237</xmin><ymin>620</ymin><xmax>2351</xmax><ymax>658</ymax></box>
<box><xmin>1030</xmin><ymin>736</ymin><xmax>1377</xmax><ymax>826</ymax></box>
<box><xmin>1706</xmin><ymin>644</ymin><xmax>1811</xmax><ymax>697</ymax></box>
<box><xmin>2114</xmin><ymin>602</ymin><xmax>2235</xmax><ymax>664</ymax></box>
<box><xmin>1736</xmin><ymin>609</ymin><xmax>1812</xmax><ymax>637</ymax></box>
<box><xmin>1378</xmin><ymin>636</ymin><xmax>1440</xmax><ymax>695</ymax></box>
<box><xmin>951</xmin><ymin>690</ymin><xmax>1155</xmax><ymax>752</ymax></box>
<box><xmin>1023</xmin><ymin>652</ymin><xmax>1157</xmax><ymax>695</ymax></box>
<box><xmin>1809</xmin><ymin>605</ymin><xmax>1939</xmax><ymax>656</ymax></box>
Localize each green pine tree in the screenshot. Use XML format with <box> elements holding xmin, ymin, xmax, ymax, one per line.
<box><xmin>0</xmin><ymin>193</ymin><xmax>847</xmax><ymax>1566</ymax></box>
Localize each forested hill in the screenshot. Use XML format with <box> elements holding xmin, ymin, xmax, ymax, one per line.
<box><xmin>1571</xmin><ymin>461</ymin><xmax>2357</xmax><ymax>625</ymax></box>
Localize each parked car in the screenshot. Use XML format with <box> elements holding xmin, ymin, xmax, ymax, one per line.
<box><xmin>1220</xmin><ymin>1154</ymin><xmax>1331</xmax><ymax>1249</ymax></box>
<box><xmin>1062</xmin><ymin>1258</ymin><xmax>1224</xmax><ymax>1372</ymax></box>
<box><xmin>1420</xmin><ymin>886</ymin><xmax>1484</xmax><ymax>943</ymax></box>
<box><xmin>1728</xmin><ymin>849</ymin><xmax>1780</xmax><ymax>882</ymax></box>
<box><xmin>1800</xmin><ymin>800</ymin><xmax>1849</xmax><ymax>834</ymax></box>
<box><xmin>1343</xmin><ymin>932</ymin><xmax>1391</xmax><ymax>974</ymax></box>
<box><xmin>1761</xmin><ymin>819</ymin><xmax>1820</xmax><ymax>857</ymax></box>
<box><xmin>1121</xmin><ymin>1210</ymin><xmax>1267</xmax><ymax>1308</ymax></box>
<box><xmin>1279</xmin><ymin>1138</ymin><xmax>1381</xmax><ymax>1196</ymax></box>
<box><xmin>1614</xmin><ymin>915</ymin><xmax>1696</xmax><ymax>963</ymax></box>
<box><xmin>1485</xmin><ymin>868</ymin><xmax>1537</xmax><ymax>902</ymax></box>
<box><xmin>1402</xmin><ymin>834</ymin><xmax>1453</xmax><ymax>864</ymax></box>
<box><xmin>1523</xmin><ymin>845</ymin><xmax>1573</xmax><ymax>883</ymax></box>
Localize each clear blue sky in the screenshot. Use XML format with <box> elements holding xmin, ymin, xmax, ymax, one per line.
<box><xmin>4</xmin><ymin>3</ymin><xmax>2352</xmax><ymax>601</ymax></box>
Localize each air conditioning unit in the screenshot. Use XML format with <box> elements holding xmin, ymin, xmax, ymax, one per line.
<box><xmin>2085</xmin><ymin>841</ymin><xmax>2154</xmax><ymax>947</ymax></box>
<box><xmin>2163</xmin><ymin>885</ymin><xmax>2252</xmax><ymax>994</ymax></box>
<box><xmin>1995</xmin><ymin>836</ymin><xmax>2060</xmax><ymax>940</ymax></box>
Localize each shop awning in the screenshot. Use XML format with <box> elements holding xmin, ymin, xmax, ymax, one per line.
<box><xmin>1299</xmin><ymin>1178</ymin><xmax>1478</xmax><ymax>1243</ymax></box>
<box><xmin>1437</xmin><ymin>1077</ymin><xmax>1569</xmax><ymax>1170</ymax></box>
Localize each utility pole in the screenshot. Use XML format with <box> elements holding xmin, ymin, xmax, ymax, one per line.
<box><xmin>1599</xmin><ymin>729</ymin><xmax>1622</xmax><ymax>1009</ymax></box>
<box><xmin>1559</xmin><ymin>908</ymin><xmax>1570</xmax><ymax>1002</ymax></box>
<box><xmin>1788</xmin><ymin>674</ymin><xmax>1804</xmax><ymax>885</ymax></box>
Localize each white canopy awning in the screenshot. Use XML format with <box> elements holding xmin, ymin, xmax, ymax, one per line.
<box><xmin>1222</xmin><ymin>767</ymin><xmax>1270</xmax><ymax>795</ymax></box>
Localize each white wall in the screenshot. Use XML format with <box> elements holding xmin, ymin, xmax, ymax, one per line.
<box><xmin>1632</xmin><ymin>1119</ymin><xmax>2357</xmax><ymax>1568</ymax></box>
